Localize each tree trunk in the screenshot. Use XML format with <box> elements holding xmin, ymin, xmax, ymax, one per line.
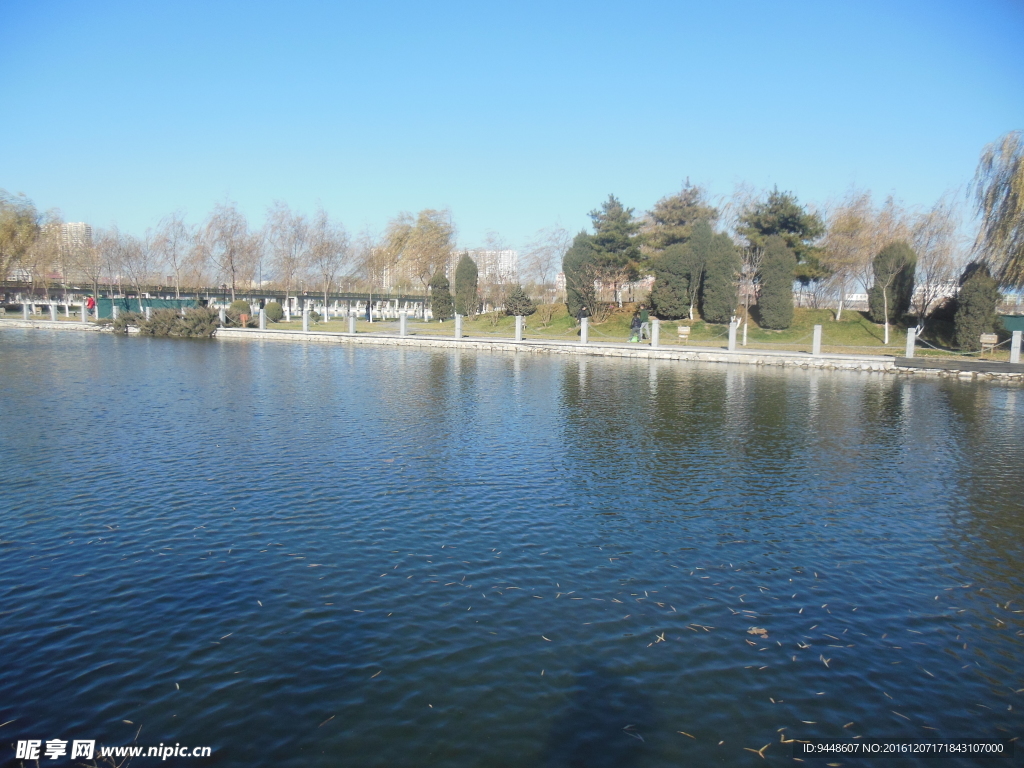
<box><xmin>883</xmin><ymin>287</ymin><xmax>890</xmax><ymax>345</ymax></box>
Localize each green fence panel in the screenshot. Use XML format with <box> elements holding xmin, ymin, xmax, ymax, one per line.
<box><xmin>999</xmin><ymin>314</ymin><xmax>1024</xmax><ymax>333</ymax></box>
<box><xmin>97</xmin><ymin>298</ymin><xmax>199</xmax><ymax>319</ymax></box>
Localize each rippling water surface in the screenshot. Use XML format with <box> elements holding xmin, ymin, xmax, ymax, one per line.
<box><xmin>1</xmin><ymin>330</ymin><xmax>1022</xmax><ymax>767</ymax></box>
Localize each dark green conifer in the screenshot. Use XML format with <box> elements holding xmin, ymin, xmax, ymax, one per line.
<box><xmin>454</xmin><ymin>253</ymin><xmax>478</xmax><ymax>316</ymax></box>
<box><xmin>429</xmin><ymin>269</ymin><xmax>454</xmax><ymax>321</ymax></box>
<box><xmin>756</xmin><ymin>235</ymin><xmax>796</xmax><ymax>329</ymax></box>
<box><xmin>504</xmin><ymin>285</ymin><xmax>536</xmax><ymax>316</ymax></box>
<box><xmin>700</xmin><ymin>232</ymin><xmax>740</xmax><ymax>324</ymax></box>
<box><xmin>954</xmin><ymin>263</ymin><xmax>1000</xmax><ymax>350</ymax></box>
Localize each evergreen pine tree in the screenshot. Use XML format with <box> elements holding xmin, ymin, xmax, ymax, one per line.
<box><xmin>645</xmin><ymin>183</ymin><xmax>719</xmax><ymax>251</ymax></box>
<box><xmin>588</xmin><ymin>194</ymin><xmax>642</xmax><ymax>273</ymax></box>
<box><xmin>700</xmin><ymin>232</ymin><xmax>740</xmax><ymax>324</ymax></box>
<box><xmin>756</xmin><ymin>235</ymin><xmax>796</xmax><ymax>329</ymax></box>
<box><xmin>428</xmin><ymin>269</ymin><xmax>454</xmax><ymax>321</ymax></box>
<box><xmin>454</xmin><ymin>253</ymin><xmax>478</xmax><ymax>316</ymax></box>
<box><xmin>649</xmin><ymin>242</ymin><xmax>692</xmax><ymax>319</ymax></box>
<box><xmin>954</xmin><ymin>263</ymin><xmax>1000</xmax><ymax>350</ymax></box>
<box><xmin>737</xmin><ymin>188</ymin><xmax>826</xmax><ymax>284</ymax></box>
<box><xmin>504</xmin><ymin>285</ymin><xmax>536</xmax><ymax>316</ymax></box>
<box><xmin>562</xmin><ymin>232</ymin><xmax>599</xmax><ymax>319</ymax></box>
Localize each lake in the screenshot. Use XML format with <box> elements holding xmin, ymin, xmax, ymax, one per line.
<box><xmin>1</xmin><ymin>330</ymin><xmax>1022</xmax><ymax>767</ymax></box>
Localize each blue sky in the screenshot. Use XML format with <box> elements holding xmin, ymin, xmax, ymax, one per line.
<box><xmin>1</xmin><ymin>0</ymin><xmax>1022</xmax><ymax>249</ymax></box>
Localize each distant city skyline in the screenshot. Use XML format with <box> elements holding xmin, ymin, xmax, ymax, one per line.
<box><xmin>1</xmin><ymin>0</ymin><xmax>1022</xmax><ymax>251</ymax></box>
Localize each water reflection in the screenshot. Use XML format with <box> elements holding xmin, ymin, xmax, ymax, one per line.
<box><xmin>541</xmin><ymin>663</ymin><xmax>654</xmax><ymax>768</ymax></box>
<box><xmin>1</xmin><ymin>333</ymin><xmax>1022</xmax><ymax>768</ymax></box>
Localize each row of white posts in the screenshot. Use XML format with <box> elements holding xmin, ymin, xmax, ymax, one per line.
<box><xmin>231</xmin><ymin>308</ymin><xmax>1024</xmax><ymax>366</ymax></box>
<box><xmin>23</xmin><ymin>303</ymin><xmax>95</xmax><ymax>322</ymax></box>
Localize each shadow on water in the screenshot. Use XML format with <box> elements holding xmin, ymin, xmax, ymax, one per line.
<box><xmin>540</xmin><ymin>663</ymin><xmax>654</xmax><ymax>768</ymax></box>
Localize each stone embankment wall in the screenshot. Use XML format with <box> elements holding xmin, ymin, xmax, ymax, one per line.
<box><xmin>217</xmin><ymin>327</ymin><xmax>900</xmax><ymax>373</ymax></box>
<box><xmin>3</xmin><ymin>319</ymin><xmax>1020</xmax><ymax>381</ymax></box>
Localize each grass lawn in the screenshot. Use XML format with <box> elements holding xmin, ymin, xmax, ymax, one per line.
<box><xmin>235</xmin><ymin>304</ymin><xmax>1017</xmax><ymax>362</ymax></box>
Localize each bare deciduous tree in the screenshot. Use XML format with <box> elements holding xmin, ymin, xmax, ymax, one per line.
<box><xmin>26</xmin><ymin>210</ymin><xmax>63</xmax><ymax>302</ymax></box>
<box><xmin>153</xmin><ymin>211</ymin><xmax>193</xmax><ymax>298</ymax></box>
<box><xmin>308</xmin><ymin>206</ymin><xmax>349</xmax><ymax>312</ymax></box>
<box><xmin>522</xmin><ymin>225</ymin><xmax>571</xmax><ymax>302</ymax></box>
<box><xmin>823</xmin><ymin>190</ymin><xmax>875</xmax><ymax>320</ymax></box>
<box><xmin>78</xmin><ymin>238</ymin><xmax>104</xmax><ymax>299</ymax></box>
<box><xmin>911</xmin><ymin>194</ymin><xmax>964</xmax><ymax>326</ymax></box>
<box><xmin>266</xmin><ymin>202</ymin><xmax>309</xmax><ymax>299</ymax></box>
<box><xmin>203</xmin><ymin>201</ymin><xmax>252</xmax><ymax>301</ymax></box>
<box><xmin>103</xmin><ymin>227</ymin><xmax>154</xmax><ymax>311</ymax></box>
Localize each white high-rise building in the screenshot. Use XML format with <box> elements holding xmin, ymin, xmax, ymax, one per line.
<box><xmin>61</xmin><ymin>223</ymin><xmax>93</xmax><ymax>255</ymax></box>
<box><xmin>446</xmin><ymin>249</ymin><xmax>519</xmax><ymax>284</ymax></box>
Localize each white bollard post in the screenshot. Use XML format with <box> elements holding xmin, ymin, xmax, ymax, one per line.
<box><xmin>49</xmin><ymin>304</ymin><xmax>57</xmax><ymax>322</ymax></box>
<box><xmin>145</xmin><ymin>306</ymin><xmax>152</xmax><ymax>321</ymax></box>
<box><xmin>400</xmin><ymin>311</ymin><xmax>407</xmax><ymax>336</ymax></box>
<box><xmin>728</xmin><ymin>320</ymin><xmax>737</xmax><ymax>352</ymax></box>
<box><xmin>285</xmin><ymin>305</ymin><xmax>291</xmax><ymax>322</ymax></box>
<box><xmin>23</xmin><ymin>303</ymin><xmax>29</xmax><ymax>320</ymax></box>
<box><xmin>581</xmin><ymin>317</ymin><xmax>589</xmax><ymax>345</ymax></box>
<box><xmin>302</xmin><ymin>309</ymin><xmax>309</xmax><ymax>332</ymax></box>
<box><xmin>455</xmin><ymin>314</ymin><xmax>462</xmax><ymax>339</ymax></box>
<box><xmin>259</xmin><ymin>308</ymin><xmax>266</xmax><ymax>330</ymax></box>
<box><xmin>743</xmin><ymin>322</ymin><xmax>748</xmax><ymax>347</ymax></box>
<box><xmin>112</xmin><ymin>304</ymin><xmax>119</xmax><ymax>320</ymax></box>
<box><xmin>905</xmin><ymin>326</ymin><xmax>916</xmax><ymax>358</ymax></box>
<box><xmin>348</xmin><ymin>315</ymin><xmax>356</xmax><ymax>334</ymax></box>
<box><xmin>515</xmin><ymin>315</ymin><xmax>523</xmax><ymax>341</ymax></box>
<box><xmin>219</xmin><ymin>307</ymin><xmax>226</xmax><ymax>326</ymax></box>
<box><xmin>81</xmin><ymin>304</ymin><xmax>87</xmax><ymax>322</ymax></box>
<box><xmin>1011</xmin><ymin>330</ymin><xmax>1022</xmax><ymax>364</ymax></box>
<box><xmin>812</xmin><ymin>324</ymin><xmax>822</xmax><ymax>357</ymax></box>
<box><xmin>651</xmin><ymin>318</ymin><xmax>660</xmax><ymax>348</ymax></box>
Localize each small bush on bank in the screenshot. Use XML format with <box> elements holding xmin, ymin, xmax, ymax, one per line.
<box><xmin>113</xmin><ymin>311</ymin><xmax>144</xmax><ymax>333</ymax></box>
<box><xmin>264</xmin><ymin>302</ymin><xmax>284</xmax><ymax>322</ymax></box>
<box><xmin>137</xmin><ymin>309</ymin><xmax>180</xmax><ymax>336</ymax></box>
<box><xmin>225</xmin><ymin>300</ymin><xmax>255</xmax><ymax>327</ymax></box>
<box><xmin>115</xmin><ymin>307</ymin><xmax>220</xmax><ymax>337</ymax></box>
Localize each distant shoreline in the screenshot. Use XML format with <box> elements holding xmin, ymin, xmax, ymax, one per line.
<box><xmin>4</xmin><ymin>319</ymin><xmax>1022</xmax><ymax>382</ymax></box>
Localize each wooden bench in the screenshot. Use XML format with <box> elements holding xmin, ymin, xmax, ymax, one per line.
<box><xmin>980</xmin><ymin>333</ymin><xmax>998</xmax><ymax>354</ymax></box>
<box><xmin>677</xmin><ymin>325</ymin><xmax>691</xmax><ymax>343</ymax></box>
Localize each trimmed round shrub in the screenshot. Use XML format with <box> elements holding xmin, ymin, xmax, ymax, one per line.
<box><xmin>228</xmin><ymin>300</ymin><xmax>251</xmax><ymax>316</ymax></box>
<box><xmin>264</xmin><ymin>301</ymin><xmax>284</xmax><ymax>322</ymax></box>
